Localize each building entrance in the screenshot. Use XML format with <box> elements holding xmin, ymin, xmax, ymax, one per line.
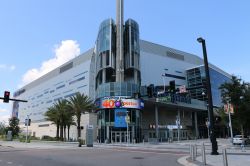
<box><xmin>97</xmin><ymin>108</ymin><xmax>142</xmax><ymax>143</ymax></box>
<box><xmin>111</xmin><ymin>131</ymin><xmax>130</xmax><ymax>143</ymax></box>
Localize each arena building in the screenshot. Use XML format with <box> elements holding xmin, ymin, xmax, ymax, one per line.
<box><xmin>12</xmin><ymin>0</ymin><xmax>231</xmax><ymax>143</ymax></box>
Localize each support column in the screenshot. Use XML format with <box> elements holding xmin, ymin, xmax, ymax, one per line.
<box><xmin>155</xmin><ymin>105</ymin><xmax>159</xmax><ymax>139</ymax></box>
<box><xmin>131</xmin><ymin>125</ymin><xmax>135</xmax><ymax>142</ymax></box>
<box><xmin>106</xmin><ymin>125</ymin><xmax>109</xmax><ymax>142</ymax></box>
<box><xmin>194</xmin><ymin>112</ymin><xmax>199</xmax><ymax>139</ymax></box>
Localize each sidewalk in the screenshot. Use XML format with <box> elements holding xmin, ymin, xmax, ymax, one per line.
<box><xmin>1</xmin><ymin>138</ymin><xmax>250</xmax><ymax>166</ymax></box>
<box><xmin>0</xmin><ymin>140</ymin><xmax>79</xmax><ymax>149</ymax></box>
<box><xmin>177</xmin><ymin>138</ymin><xmax>250</xmax><ymax>166</ymax></box>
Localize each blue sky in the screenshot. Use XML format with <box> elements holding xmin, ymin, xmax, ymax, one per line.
<box><xmin>1</xmin><ymin>0</ymin><xmax>250</xmax><ymax>124</ymax></box>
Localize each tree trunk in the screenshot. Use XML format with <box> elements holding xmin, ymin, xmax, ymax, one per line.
<box><xmin>67</xmin><ymin>125</ymin><xmax>70</xmax><ymax>141</ymax></box>
<box><xmin>64</xmin><ymin>125</ymin><xmax>66</xmax><ymax>141</ymax></box>
<box><xmin>77</xmin><ymin>115</ymin><xmax>81</xmax><ymax>138</ymax></box>
<box><xmin>241</xmin><ymin>124</ymin><xmax>244</xmax><ymax>136</ymax></box>
<box><xmin>60</xmin><ymin>124</ymin><xmax>63</xmax><ymax>141</ymax></box>
<box><xmin>56</xmin><ymin>123</ymin><xmax>59</xmax><ymax>139</ymax></box>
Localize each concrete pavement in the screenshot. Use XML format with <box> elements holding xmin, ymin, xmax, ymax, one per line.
<box><xmin>1</xmin><ymin>138</ymin><xmax>250</xmax><ymax>166</ymax></box>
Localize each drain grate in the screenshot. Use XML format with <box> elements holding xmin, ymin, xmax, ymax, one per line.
<box><xmin>133</xmin><ymin>157</ymin><xmax>144</xmax><ymax>160</ymax></box>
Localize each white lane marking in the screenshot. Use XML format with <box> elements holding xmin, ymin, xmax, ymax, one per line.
<box><xmin>0</xmin><ymin>159</ymin><xmax>2</xmax><ymax>162</ymax></box>
<box><xmin>7</xmin><ymin>161</ymin><xmax>13</xmax><ymax>164</ymax></box>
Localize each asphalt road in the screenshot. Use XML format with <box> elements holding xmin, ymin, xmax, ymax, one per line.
<box><xmin>0</xmin><ymin>146</ymin><xmax>186</xmax><ymax>166</ymax></box>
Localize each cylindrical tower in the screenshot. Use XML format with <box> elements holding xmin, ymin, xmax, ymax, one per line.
<box><xmin>124</xmin><ymin>19</ymin><xmax>140</xmax><ymax>84</ymax></box>
<box><xmin>95</xmin><ymin>19</ymin><xmax>116</xmax><ymax>91</ymax></box>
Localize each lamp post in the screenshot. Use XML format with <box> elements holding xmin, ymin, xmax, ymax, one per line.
<box><xmin>202</xmin><ymin>92</ymin><xmax>210</xmax><ymax>138</ymax></box>
<box><xmin>197</xmin><ymin>37</ymin><xmax>219</xmax><ymax>155</ymax></box>
<box><xmin>176</xmin><ymin>112</ymin><xmax>180</xmax><ymax>141</ymax></box>
<box><xmin>125</xmin><ymin>111</ymin><xmax>130</xmax><ymax>146</ymax></box>
<box><xmin>225</xmin><ymin>97</ymin><xmax>233</xmax><ymax>143</ymax></box>
<box><xmin>25</xmin><ymin>114</ymin><xmax>31</xmax><ymax>143</ymax></box>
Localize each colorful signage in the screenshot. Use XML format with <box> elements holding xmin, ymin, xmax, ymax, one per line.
<box><xmin>96</xmin><ymin>96</ymin><xmax>144</xmax><ymax>109</ymax></box>
<box><xmin>156</xmin><ymin>93</ymin><xmax>191</xmax><ymax>104</ymax></box>
<box><xmin>114</xmin><ymin>109</ymin><xmax>127</xmax><ymax>127</ymax></box>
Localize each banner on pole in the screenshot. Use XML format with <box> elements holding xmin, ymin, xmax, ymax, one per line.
<box><xmin>224</xmin><ymin>104</ymin><xmax>234</xmax><ymax>114</ymax></box>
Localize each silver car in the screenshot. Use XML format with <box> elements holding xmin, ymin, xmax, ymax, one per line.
<box><xmin>233</xmin><ymin>135</ymin><xmax>250</xmax><ymax>145</ymax></box>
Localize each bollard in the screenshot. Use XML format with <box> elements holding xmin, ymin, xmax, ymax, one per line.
<box><xmin>190</xmin><ymin>145</ymin><xmax>193</xmax><ymax>160</ymax></box>
<box><xmin>190</xmin><ymin>144</ymin><xmax>196</xmax><ymax>161</ymax></box>
<box><xmin>194</xmin><ymin>144</ymin><xmax>197</xmax><ymax>159</ymax></box>
<box><xmin>222</xmin><ymin>149</ymin><xmax>228</xmax><ymax>166</ymax></box>
<box><xmin>202</xmin><ymin>142</ymin><xmax>206</xmax><ymax>165</ymax></box>
<box><xmin>190</xmin><ymin>144</ymin><xmax>193</xmax><ymax>156</ymax></box>
<box><xmin>241</xmin><ymin>143</ymin><xmax>246</xmax><ymax>152</ymax></box>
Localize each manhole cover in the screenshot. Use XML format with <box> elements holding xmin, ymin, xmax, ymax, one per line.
<box><xmin>133</xmin><ymin>157</ymin><xmax>144</xmax><ymax>160</ymax></box>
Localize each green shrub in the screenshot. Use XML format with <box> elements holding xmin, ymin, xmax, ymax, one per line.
<box><xmin>41</xmin><ymin>135</ymin><xmax>58</xmax><ymax>141</ymax></box>
<box><xmin>78</xmin><ymin>139</ymin><xmax>85</xmax><ymax>146</ymax></box>
<box><xmin>19</xmin><ymin>137</ymin><xmax>30</xmax><ymax>143</ymax></box>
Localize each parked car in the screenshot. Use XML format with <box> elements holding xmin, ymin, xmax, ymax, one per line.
<box><xmin>233</xmin><ymin>135</ymin><xmax>250</xmax><ymax>145</ymax></box>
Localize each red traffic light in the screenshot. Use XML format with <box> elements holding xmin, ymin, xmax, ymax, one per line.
<box><xmin>3</xmin><ymin>91</ymin><xmax>10</xmax><ymax>103</ymax></box>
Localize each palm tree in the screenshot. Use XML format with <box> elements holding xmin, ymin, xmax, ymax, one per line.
<box><xmin>44</xmin><ymin>106</ymin><xmax>60</xmax><ymax>139</ymax></box>
<box><xmin>68</xmin><ymin>92</ymin><xmax>96</xmax><ymax>140</ymax></box>
<box><xmin>54</xmin><ymin>99</ymin><xmax>70</xmax><ymax>141</ymax></box>
<box><xmin>65</xmin><ymin>115</ymin><xmax>76</xmax><ymax>141</ymax></box>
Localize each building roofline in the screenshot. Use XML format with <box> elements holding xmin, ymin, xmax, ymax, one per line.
<box><xmin>16</xmin><ymin>48</ymin><xmax>94</xmax><ymax>92</ymax></box>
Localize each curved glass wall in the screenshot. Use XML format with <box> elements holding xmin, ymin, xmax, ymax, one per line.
<box><xmin>96</xmin><ymin>82</ymin><xmax>140</xmax><ymax>99</ymax></box>
<box><xmin>96</xmin><ymin>19</ymin><xmax>116</xmax><ymax>89</ymax></box>
<box><xmin>124</xmin><ymin>19</ymin><xmax>140</xmax><ymax>70</ymax></box>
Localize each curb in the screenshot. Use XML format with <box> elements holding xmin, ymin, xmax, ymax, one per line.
<box><xmin>177</xmin><ymin>156</ymin><xmax>198</xmax><ymax>166</ymax></box>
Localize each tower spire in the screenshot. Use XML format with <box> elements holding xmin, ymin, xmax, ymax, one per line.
<box><xmin>116</xmin><ymin>0</ymin><xmax>124</xmax><ymax>82</ymax></box>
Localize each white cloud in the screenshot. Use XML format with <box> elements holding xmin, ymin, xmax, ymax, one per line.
<box><xmin>10</xmin><ymin>65</ymin><xmax>16</xmax><ymax>71</ymax></box>
<box><xmin>0</xmin><ymin>108</ymin><xmax>8</xmax><ymax>113</ymax></box>
<box><xmin>0</xmin><ymin>105</ymin><xmax>10</xmax><ymax>125</ymax></box>
<box><xmin>0</xmin><ymin>64</ymin><xmax>16</xmax><ymax>71</ymax></box>
<box><xmin>0</xmin><ymin>115</ymin><xmax>10</xmax><ymax>125</ymax></box>
<box><xmin>19</xmin><ymin>40</ymin><xmax>80</xmax><ymax>87</ymax></box>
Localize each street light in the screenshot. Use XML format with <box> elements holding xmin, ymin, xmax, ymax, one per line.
<box><xmin>197</xmin><ymin>37</ymin><xmax>219</xmax><ymax>155</ymax></box>
<box><xmin>125</xmin><ymin>111</ymin><xmax>130</xmax><ymax>146</ymax></box>
<box><xmin>25</xmin><ymin>113</ymin><xmax>31</xmax><ymax>143</ymax></box>
<box><xmin>225</xmin><ymin>97</ymin><xmax>233</xmax><ymax>143</ymax></box>
<box><xmin>202</xmin><ymin>92</ymin><xmax>210</xmax><ymax>138</ymax></box>
<box><xmin>176</xmin><ymin>113</ymin><xmax>180</xmax><ymax>141</ymax></box>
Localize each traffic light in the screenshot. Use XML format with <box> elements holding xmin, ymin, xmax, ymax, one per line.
<box><xmin>3</xmin><ymin>91</ymin><xmax>10</xmax><ymax>103</ymax></box>
<box><xmin>169</xmin><ymin>80</ymin><xmax>175</xmax><ymax>93</ymax></box>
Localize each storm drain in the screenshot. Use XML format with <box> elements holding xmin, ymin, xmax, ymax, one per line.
<box><xmin>133</xmin><ymin>157</ymin><xmax>144</xmax><ymax>160</ymax></box>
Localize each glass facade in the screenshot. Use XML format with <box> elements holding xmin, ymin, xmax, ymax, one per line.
<box><xmin>95</xmin><ymin>17</ymin><xmax>142</xmax><ymax>143</ymax></box>
<box><xmin>97</xmin><ymin>108</ymin><xmax>142</xmax><ymax>143</ymax></box>
<box><xmin>186</xmin><ymin>66</ymin><xmax>231</xmax><ymax>107</ymax></box>
<box><xmin>96</xmin><ymin>82</ymin><xmax>140</xmax><ymax>99</ymax></box>
<box><xmin>96</xmin><ymin>19</ymin><xmax>116</xmax><ymax>89</ymax></box>
<box><xmin>124</xmin><ymin>19</ymin><xmax>140</xmax><ymax>70</ymax></box>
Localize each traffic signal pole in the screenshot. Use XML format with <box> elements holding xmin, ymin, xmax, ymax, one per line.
<box><xmin>0</xmin><ymin>97</ymin><xmax>28</xmax><ymax>103</ymax></box>
<box><xmin>1</xmin><ymin>91</ymin><xmax>28</xmax><ymax>103</ymax></box>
